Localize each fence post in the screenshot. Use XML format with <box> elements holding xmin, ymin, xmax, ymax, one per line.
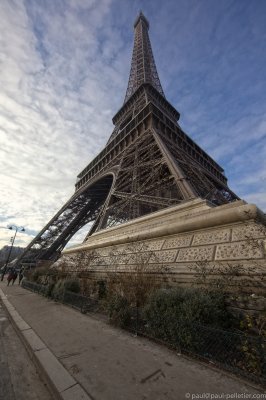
<box><xmin>62</xmin><ymin>289</ymin><xmax>66</xmax><ymax>304</ymax></box>
<box><xmin>81</xmin><ymin>295</ymin><xmax>86</xmax><ymax>314</ymax></box>
<box><xmin>136</xmin><ymin>303</ymin><xmax>139</xmax><ymax>336</ymax></box>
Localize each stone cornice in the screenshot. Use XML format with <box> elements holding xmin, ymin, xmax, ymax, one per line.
<box><xmin>63</xmin><ymin>199</ymin><xmax>265</xmax><ymax>254</ymax></box>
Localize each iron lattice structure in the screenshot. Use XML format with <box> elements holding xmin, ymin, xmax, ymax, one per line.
<box><xmin>124</xmin><ymin>12</ymin><xmax>165</xmax><ymax>103</ymax></box>
<box><xmin>17</xmin><ymin>12</ymin><xmax>238</xmax><ymax>268</ymax></box>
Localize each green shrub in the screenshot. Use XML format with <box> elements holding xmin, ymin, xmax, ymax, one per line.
<box><xmin>143</xmin><ymin>288</ymin><xmax>231</xmax><ymax>347</ymax></box>
<box><xmin>108</xmin><ymin>295</ymin><xmax>131</xmax><ymax>328</ymax></box>
<box><xmin>45</xmin><ymin>283</ymin><xmax>55</xmax><ymax>298</ymax></box>
<box><xmin>28</xmin><ymin>266</ymin><xmax>57</xmax><ymax>284</ymax></box>
<box><xmin>52</xmin><ymin>280</ymin><xmax>65</xmax><ymax>301</ymax></box>
<box><xmin>51</xmin><ymin>278</ymin><xmax>80</xmax><ymax>300</ymax></box>
<box><xmin>97</xmin><ymin>280</ymin><xmax>107</xmax><ymax>299</ymax></box>
<box><xmin>64</xmin><ymin>279</ymin><xmax>80</xmax><ymax>294</ymax></box>
<box><xmin>30</xmin><ymin>267</ymin><xmax>47</xmax><ymax>283</ymax></box>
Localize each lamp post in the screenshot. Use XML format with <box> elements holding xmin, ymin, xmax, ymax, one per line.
<box><xmin>1</xmin><ymin>225</ymin><xmax>25</xmax><ymax>281</ymax></box>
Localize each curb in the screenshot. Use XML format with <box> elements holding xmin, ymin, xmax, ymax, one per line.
<box><xmin>0</xmin><ymin>288</ymin><xmax>92</xmax><ymax>400</ymax></box>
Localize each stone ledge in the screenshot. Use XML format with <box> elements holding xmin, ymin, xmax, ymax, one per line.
<box><xmin>63</xmin><ymin>200</ymin><xmax>265</xmax><ymax>255</ymax></box>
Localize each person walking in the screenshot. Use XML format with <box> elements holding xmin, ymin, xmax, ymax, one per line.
<box><xmin>11</xmin><ymin>271</ymin><xmax>18</xmax><ymax>285</ymax></box>
<box><xmin>18</xmin><ymin>269</ymin><xmax>24</xmax><ymax>285</ymax></box>
<box><xmin>7</xmin><ymin>270</ymin><xmax>14</xmax><ymax>286</ymax></box>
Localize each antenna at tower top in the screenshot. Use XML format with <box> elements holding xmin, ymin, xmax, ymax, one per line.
<box><xmin>134</xmin><ymin>10</ymin><xmax>149</xmax><ymax>29</ymax></box>
<box><xmin>124</xmin><ymin>12</ymin><xmax>164</xmax><ymax>103</ymax></box>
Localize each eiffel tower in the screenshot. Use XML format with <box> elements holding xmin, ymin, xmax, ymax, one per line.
<box><xmin>17</xmin><ymin>12</ymin><xmax>238</xmax><ymax>268</ymax></box>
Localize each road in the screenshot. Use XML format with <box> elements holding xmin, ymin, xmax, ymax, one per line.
<box><xmin>0</xmin><ymin>299</ymin><xmax>52</xmax><ymax>400</ymax></box>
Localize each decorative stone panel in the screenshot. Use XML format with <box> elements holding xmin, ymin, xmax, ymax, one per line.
<box><xmin>94</xmin><ymin>256</ymin><xmax>111</xmax><ymax>266</ymax></box>
<box><xmin>176</xmin><ymin>246</ymin><xmax>215</xmax><ymax>262</ymax></box>
<box><xmin>192</xmin><ymin>229</ymin><xmax>230</xmax><ymax>245</ymax></box>
<box><xmin>126</xmin><ymin>252</ymin><xmax>151</xmax><ymax>265</ymax></box>
<box><xmin>143</xmin><ymin>239</ymin><xmax>165</xmax><ymax>251</ymax></box>
<box><xmin>113</xmin><ymin>254</ymin><xmax>131</xmax><ymax>264</ymax></box>
<box><xmin>105</xmin><ymin>247</ymin><xmax>123</xmax><ymax>256</ymax></box>
<box><xmin>113</xmin><ymin>242</ymin><xmax>143</xmax><ymax>254</ymax></box>
<box><xmin>95</xmin><ymin>247</ymin><xmax>116</xmax><ymax>257</ymax></box>
<box><xmin>163</xmin><ymin>235</ymin><xmax>192</xmax><ymax>249</ymax></box>
<box><xmin>232</xmin><ymin>224</ymin><xmax>266</xmax><ymax>241</ymax></box>
<box><xmin>88</xmin><ymin>257</ymin><xmax>101</xmax><ymax>266</ymax></box>
<box><xmin>149</xmin><ymin>249</ymin><xmax>178</xmax><ymax>263</ymax></box>
<box><xmin>215</xmin><ymin>241</ymin><xmax>264</xmax><ymax>260</ymax></box>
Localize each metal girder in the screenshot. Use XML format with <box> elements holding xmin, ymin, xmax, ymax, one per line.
<box><xmin>91</xmin><ymin>132</ymin><xmax>186</xmax><ymax>231</ymax></box>
<box><xmin>16</xmin><ymin>176</ymin><xmax>113</xmax><ymax>267</ymax></box>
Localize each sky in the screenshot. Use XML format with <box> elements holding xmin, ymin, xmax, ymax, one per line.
<box><xmin>0</xmin><ymin>0</ymin><xmax>266</xmax><ymax>250</ymax></box>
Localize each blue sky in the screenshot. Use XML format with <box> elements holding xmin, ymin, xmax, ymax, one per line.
<box><xmin>0</xmin><ymin>0</ymin><xmax>265</xmax><ymax>248</ymax></box>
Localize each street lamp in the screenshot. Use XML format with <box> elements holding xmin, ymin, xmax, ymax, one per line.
<box><xmin>1</xmin><ymin>225</ymin><xmax>25</xmax><ymax>281</ymax></box>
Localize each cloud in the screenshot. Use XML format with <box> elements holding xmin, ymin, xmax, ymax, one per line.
<box><xmin>0</xmin><ymin>0</ymin><xmax>265</xmax><ymax>251</ymax></box>
<box><xmin>0</xmin><ymin>0</ymin><xmax>125</xmax><ymax>248</ymax></box>
<box><xmin>243</xmin><ymin>193</ymin><xmax>266</xmax><ymax>212</ymax></box>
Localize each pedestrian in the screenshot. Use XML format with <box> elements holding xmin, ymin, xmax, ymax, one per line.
<box><xmin>1</xmin><ymin>268</ymin><xmax>5</xmax><ymax>282</ymax></box>
<box><xmin>7</xmin><ymin>270</ymin><xmax>14</xmax><ymax>286</ymax></box>
<box><xmin>12</xmin><ymin>271</ymin><xmax>18</xmax><ymax>285</ymax></box>
<box><xmin>18</xmin><ymin>269</ymin><xmax>24</xmax><ymax>285</ymax></box>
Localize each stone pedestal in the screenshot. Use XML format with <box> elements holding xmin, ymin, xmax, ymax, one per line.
<box><xmin>56</xmin><ymin>198</ymin><xmax>266</xmax><ymax>292</ymax></box>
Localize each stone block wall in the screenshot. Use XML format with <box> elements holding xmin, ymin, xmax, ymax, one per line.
<box><xmin>55</xmin><ymin>199</ymin><xmax>266</xmax><ymax>294</ymax></box>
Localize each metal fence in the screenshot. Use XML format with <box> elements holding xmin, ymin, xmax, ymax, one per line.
<box><xmin>135</xmin><ymin>317</ymin><xmax>266</xmax><ymax>385</ymax></box>
<box><xmin>22</xmin><ymin>279</ymin><xmax>99</xmax><ymax>314</ymax></box>
<box><xmin>22</xmin><ymin>280</ymin><xmax>48</xmax><ymax>295</ymax></box>
<box><xmin>22</xmin><ymin>280</ymin><xmax>266</xmax><ymax>386</ymax></box>
<box><xmin>125</xmin><ymin>308</ymin><xmax>266</xmax><ymax>386</ymax></box>
<box><xmin>61</xmin><ymin>289</ymin><xmax>99</xmax><ymax>314</ymax></box>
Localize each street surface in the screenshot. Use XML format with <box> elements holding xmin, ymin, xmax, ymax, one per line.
<box><xmin>0</xmin><ymin>299</ymin><xmax>52</xmax><ymax>400</ymax></box>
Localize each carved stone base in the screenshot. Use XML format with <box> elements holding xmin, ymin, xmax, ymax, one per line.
<box><xmin>55</xmin><ymin>198</ymin><xmax>266</xmax><ymax>292</ymax></box>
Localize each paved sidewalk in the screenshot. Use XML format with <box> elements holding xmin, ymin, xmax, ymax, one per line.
<box><xmin>0</xmin><ymin>282</ymin><xmax>264</xmax><ymax>400</ymax></box>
